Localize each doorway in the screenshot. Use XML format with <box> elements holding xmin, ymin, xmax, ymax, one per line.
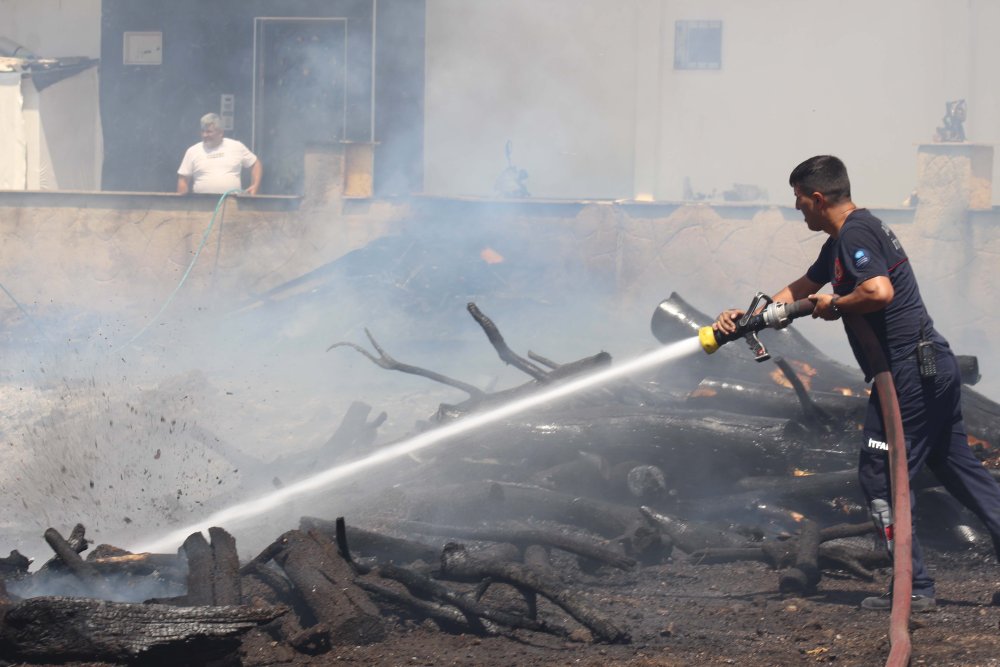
<box><xmin>253</xmin><ymin>17</ymin><xmax>347</xmax><ymax>195</ymax></box>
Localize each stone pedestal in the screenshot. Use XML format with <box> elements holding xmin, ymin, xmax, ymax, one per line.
<box><xmin>302</xmin><ymin>141</ymin><xmax>376</xmax><ymax>205</ymax></box>
<box><xmin>343</xmin><ymin>142</ymin><xmax>375</xmax><ymax>199</ymax></box>
<box><xmin>915</xmin><ymin>142</ymin><xmax>993</xmax><ymax>210</ymax></box>
<box><xmin>303</xmin><ymin>142</ymin><xmax>344</xmax><ymax>207</ymax></box>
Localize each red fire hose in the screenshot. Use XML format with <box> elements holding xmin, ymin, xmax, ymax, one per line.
<box><xmin>843</xmin><ymin>314</ymin><xmax>912</xmax><ymax>667</ymax></box>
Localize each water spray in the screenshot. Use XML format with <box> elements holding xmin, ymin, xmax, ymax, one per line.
<box><xmin>132</xmin><ymin>336</ymin><xmax>704</xmax><ymax>553</ymax></box>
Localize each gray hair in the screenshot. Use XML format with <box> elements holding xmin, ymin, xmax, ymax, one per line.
<box><xmin>200</xmin><ymin>112</ymin><xmax>223</xmax><ymax>130</ymax></box>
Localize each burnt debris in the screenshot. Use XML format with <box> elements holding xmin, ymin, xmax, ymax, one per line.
<box><xmin>3</xmin><ymin>297</ymin><xmax>1000</xmax><ymax>663</ymax></box>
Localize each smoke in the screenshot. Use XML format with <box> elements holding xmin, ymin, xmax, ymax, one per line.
<box><xmin>5</xmin><ymin>0</ymin><xmax>1000</xmax><ymax>584</ymax></box>
<box><xmin>0</xmin><ymin>194</ymin><xmax>662</xmax><ymax>569</ymax></box>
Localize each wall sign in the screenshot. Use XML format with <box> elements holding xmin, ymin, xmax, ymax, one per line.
<box><xmin>123</xmin><ymin>32</ymin><xmax>162</xmax><ymax>65</ymax></box>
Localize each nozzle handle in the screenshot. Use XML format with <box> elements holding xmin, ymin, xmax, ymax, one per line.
<box><xmin>783</xmin><ymin>298</ymin><xmax>816</xmax><ymax>320</ymax></box>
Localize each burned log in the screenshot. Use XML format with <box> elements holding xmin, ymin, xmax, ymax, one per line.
<box><xmin>87</xmin><ymin>552</ymin><xmax>184</xmax><ymax>578</ymax></box>
<box><xmin>530</xmin><ymin>453</ymin><xmax>669</xmax><ymax>505</ymax></box>
<box><xmin>439</xmin><ymin>543</ymin><xmax>629</xmax><ymax>644</ymax></box>
<box><xmin>406</xmin><ymin>481</ymin><xmax>645</xmax><ymax>539</ymax></box>
<box><xmin>331</xmin><ymin>304</ymin><xmax>618</xmax><ymax>421</ymax></box>
<box><xmin>239</xmin><ymin>560</ymin><xmax>308</xmax><ymax>645</ymax></box>
<box><xmin>734</xmin><ymin>469</ymin><xmax>858</xmax><ymax>497</ymax></box>
<box><xmin>36</xmin><ymin>524</ymin><xmax>91</xmax><ymax>577</ymax></box>
<box><xmin>209</xmin><ymin>527</ymin><xmax>241</xmax><ymax>605</ymax></box>
<box><xmin>176</xmin><ymin>527</ymin><xmax>241</xmax><ymax>607</ymax></box>
<box><xmin>961</xmin><ymin>385</ymin><xmax>1000</xmax><ymax>453</ymax></box>
<box><xmin>429</xmin><ymin>406</ymin><xmax>816</xmax><ymax>496</ymax></box>
<box><xmin>917</xmin><ymin>487</ymin><xmax>990</xmax><ymax>549</ymax></box>
<box><xmin>621</xmin><ymin>522</ymin><xmax>673</xmax><ymax>564</ymax></box>
<box><xmin>675</xmin><ymin>469</ymin><xmax>863</xmax><ymax>526</ymax></box>
<box><xmin>467</xmin><ymin>302</ymin><xmax>552</xmax><ymax>382</ymax></box>
<box><xmin>300</xmin><ymin>516</ymin><xmax>441</xmax><ymax>565</ymax></box>
<box><xmin>689</xmin><ymin>530</ymin><xmax>886</xmax><ymax>588</ymax></box>
<box><xmin>320</xmin><ymin>400</ymin><xmax>385</xmax><ymax>459</ymax></box>
<box><xmin>272</xmin><ymin>529</ymin><xmax>386</xmax><ymax>645</ymax></box>
<box><xmin>818</xmin><ymin>542</ymin><xmax>887</xmax><ymax>580</ymax></box>
<box><xmin>523</xmin><ymin>544</ymin><xmax>556</xmax><ymax>574</ymax></box>
<box><xmin>397</xmin><ymin>520</ymin><xmax>636</xmax><ymax>570</ymax></box>
<box><xmin>0</xmin><ymin>551</ymin><xmax>31</xmax><ymax>581</ymax></box>
<box><xmin>372</xmin><ymin>562</ymin><xmax>568</xmax><ymax>637</ymax></box>
<box><xmin>0</xmin><ymin>596</ymin><xmax>284</xmax><ymax>664</ymax></box>
<box><xmin>328</xmin><ymin>328</ymin><xmax>485</xmax><ymax>400</ymax></box>
<box><xmin>778</xmin><ymin>520</ymin><xmax>821</xmax><ymax>597</ymax></box>
<box><xmin>182</xmin><ymin>531</ymin><xmax>214</xmax><ymax>606</ymax></box>
<box><xmin>655</xmin><ymin>294</ymin><xmax>1000</xmax><ymax>457</ymax></box>
<box><xmin>771</xmin><ymin>356</ymin><xmax>838</xmax><ymax>433</ymax></box>
<box><xmin>639</xmin><ymin>506</ymin><xmax>756</xmax><ymax>554</ymax></box>
<box><xmin>354</xmin><ymin>577</ymin><xmax>492</xmax><ymax>636</ymax></box>
<box><xmin>686</xmin><ymin>377</ymin><xmax>864</xmax><ymax>425</ymax></box>
<box><xmin>42</xmin><ymin>527</ymin><xmax>110</xmax><ymax>598</ymax></box>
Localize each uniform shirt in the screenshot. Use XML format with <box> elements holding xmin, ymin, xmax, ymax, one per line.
<box><xmin>806</xmin><ymin>209</ymin><xmax>947</xmax><ymax>378</ymax></box>
<box><xmin>177</xmin><ymin>137</ymin><xmax>257</xmax><ymax>194</ymax></box>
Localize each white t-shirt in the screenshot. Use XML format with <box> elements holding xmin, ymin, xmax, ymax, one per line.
<box><xmin>177</xmin><ymin>138</ymin><xmax>258</xmax><ymax>194</ymax></box>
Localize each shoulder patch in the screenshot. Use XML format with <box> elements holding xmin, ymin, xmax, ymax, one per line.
<box><xmin>853</xmin><ymin>249</ymin><xmax>870</xmax><ymax>269</ymax></box>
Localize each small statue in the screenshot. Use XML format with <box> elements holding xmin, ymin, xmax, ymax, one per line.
<box><xmin>934</xmin><ymin>99</ymin><xmax>967</xmax><ymax>142</ymax></box>
<box><xmin>494</xmin><ymin>140</ymin><xmax>530</xmax><ymax>198</ymax></box>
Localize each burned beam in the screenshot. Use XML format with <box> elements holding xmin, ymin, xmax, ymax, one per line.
<box><xmin>0</xmin><ymin>596</ymin><xmax>284</xmax><ymax>664</ymax></box>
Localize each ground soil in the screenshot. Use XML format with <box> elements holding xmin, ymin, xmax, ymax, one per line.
<box><xmin>231</xmin><ymin>547</ymin><xmax>1000</xmax><ymax>667</ymax></box>
<box><xmin>5</xmin><ymin>546</ymin><xmax>998</xmax><ymax>667</ymax></box>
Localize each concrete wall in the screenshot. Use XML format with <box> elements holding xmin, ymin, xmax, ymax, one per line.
<box><xmin>2</xmin><ymin>143</ymin><xmax>997</xmax><ymax>393</ymax></box>
<box><xmin>0</xmin><ymin>147</ymin><xmax>402</xmax><ymax>327</ymax></box>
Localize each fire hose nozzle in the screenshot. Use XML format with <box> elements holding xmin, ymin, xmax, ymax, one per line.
<box><xmin>698</xmin><ymin>294</ymin><xmax>816</xmax><ymax>360</ymax></box>
<box><xmin>698</xmin><ymin>325</ymin><xmax>720</xmax><ymax>355</ymax></box>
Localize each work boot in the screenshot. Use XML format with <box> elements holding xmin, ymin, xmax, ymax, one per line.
<box><xmin>860</xmin><ymin>592</ymin><xmax>936</xmax><ymax>612</ymax></box>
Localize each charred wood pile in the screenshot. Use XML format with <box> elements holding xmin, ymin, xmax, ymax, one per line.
<box><xmin>3</xmin><ymin>295</ymin><xmax>1000</xmax><ymax>664</ymax></box>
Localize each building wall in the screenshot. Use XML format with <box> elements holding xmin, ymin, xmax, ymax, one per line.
<box><xmin>423</xmin><ymin>0</ymin><xmax>1000</xmax><ymax>206</ymax></box>
<box><xmin>96</xmin><ymin>0</ymin><xmax>423</xmax><ymax>196</ymax></box>
<box><xmin>1</xmin><ymin>0</ymin><xmax>103</xmax><ymax>190</ymax></box>
<box><xmin>0</xmin><ymin>0</ymin><xmax>102</xmax><ymax>57</ymax></box>
<box><xmin>424</xmin><ymin>0</ymin><xmax>640</xmax><ymax>200</ymax></box>
<box><xmin>5</xmin><ymin>1</ymin><xmax>1000</xmax><ymax>204</ymax></box>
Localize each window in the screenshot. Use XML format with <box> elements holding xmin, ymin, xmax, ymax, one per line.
<box><xmin>674</xmin><ymin>21</ymin><xmax>722</xmax><ymax>70</ymax></box>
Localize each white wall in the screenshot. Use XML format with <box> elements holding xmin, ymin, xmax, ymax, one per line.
<box><xmin>425</xmin><ymin>0</ymin><xmax>1000</xmax><ymax>205</ymax></box>
<box><xmin>1</xmin><ymin>0</ymin><xmax>102</xmax><ymax>190</ymax></box>
<box><xmin>657</xmin><ymin>0</ymin><xmax>971</xmax><ymax>205</ymax></box>
<box><xmin>0</xmin><ymin>0</ymin><xmax>101</xmax><ymax>57</ymax></box>
<box><xmin>424</xmin><ymin>0</ymin><xmax>640</xmax><ymax>199</ymax></box>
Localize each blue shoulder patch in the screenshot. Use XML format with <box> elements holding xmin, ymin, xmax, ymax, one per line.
<box><xmin>853</xmin><ymin>249</ymin><xmax>870</xmax><ymax>269</ymax></box>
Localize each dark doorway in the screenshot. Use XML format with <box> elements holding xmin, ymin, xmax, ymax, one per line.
<box><xmin>253</xmin><ymin>18</ymin><xmax>347</xmax><ymax>194</ymax></box>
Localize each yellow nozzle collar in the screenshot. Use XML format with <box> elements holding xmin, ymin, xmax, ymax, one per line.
<box><xmin>698</xmin><ymin>326</ymin><xmax>720</xmax><ymax>355</ymax></box>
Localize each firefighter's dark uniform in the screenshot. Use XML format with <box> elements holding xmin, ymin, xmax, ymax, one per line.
<box><xmin>807</xmin><ymin>209</ymin><xmax>1000</xmax><ymax>599</ymax></box>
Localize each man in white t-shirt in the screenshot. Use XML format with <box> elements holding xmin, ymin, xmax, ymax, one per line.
<box><xmin>177</xmin><ymin>113</ymin><xmax>263</xmax><ymax>195</ymax></box>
